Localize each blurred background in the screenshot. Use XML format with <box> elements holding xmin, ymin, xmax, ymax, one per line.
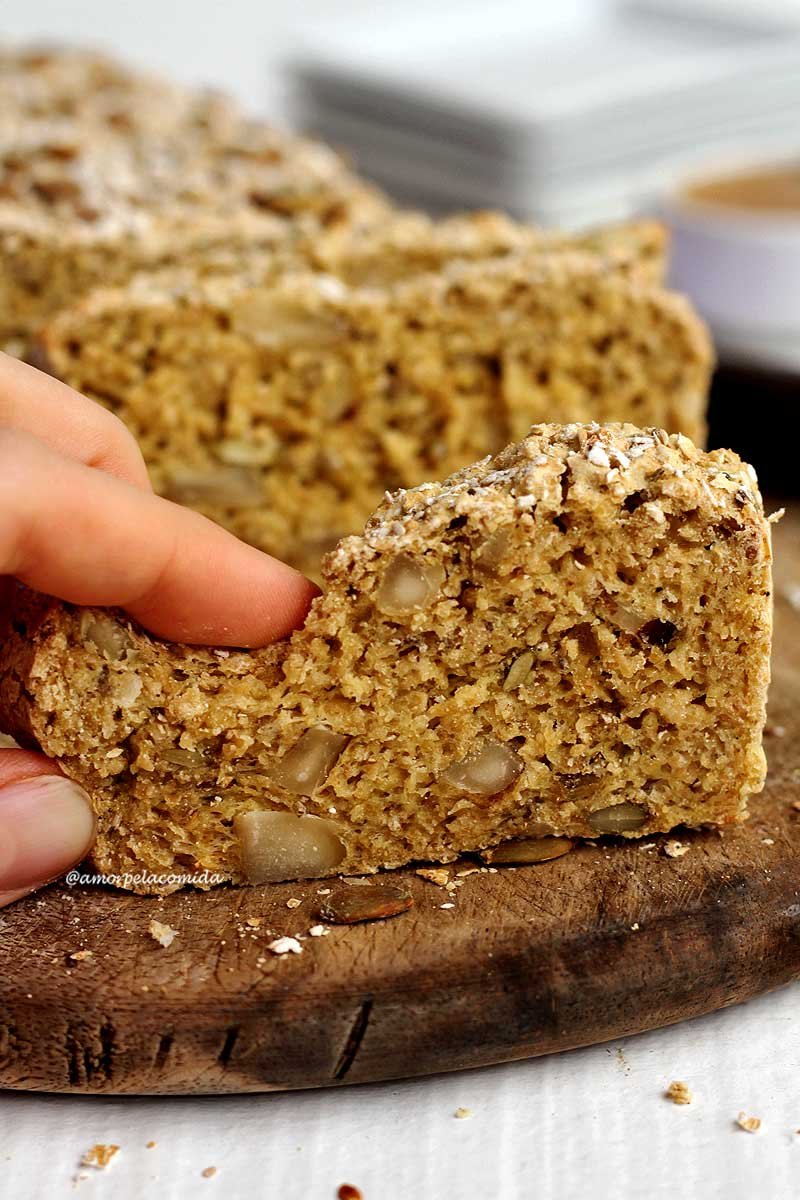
<box><xmin>4</xmin><ymin>0</ymin><xmax>800</xmax><ymax>486</ymax></box>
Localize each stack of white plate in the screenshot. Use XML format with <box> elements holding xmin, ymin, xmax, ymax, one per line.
<box><xmin>287</xmin><ymin>0</ymin><xmax>800</xmax><ymax>228</ymax></box>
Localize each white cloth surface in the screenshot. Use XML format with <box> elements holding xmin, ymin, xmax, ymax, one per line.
<box><xmin>3</xmin><ymin>979</ymin><xmax>800</xmax><ymax>1200</ymax></box>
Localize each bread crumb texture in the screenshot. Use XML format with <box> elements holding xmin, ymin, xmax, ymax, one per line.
<box><xmin>0</xmin><ymin>423</ymin><xmax>772</xmax><ymax>893</ymax></box>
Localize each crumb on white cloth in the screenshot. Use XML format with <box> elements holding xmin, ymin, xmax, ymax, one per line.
<box><xmin>665</xmin><ymin>1081</ymin><xmax>693</xmax><ymax>1105</ymax></box>
<box><xmin>736</xmin><ymin>1112</ymin><xmax>762</xmax><ymax>1133</ymax></box>
<box><xmin>267</xmin><ymin>936</ymin><xmax>302</xmax><ymax>956</ymax></box>
<box><xmin>148</xmin><ymin>919</ymin><xmax>177</xmax><ymax>948</ymax></box>
<box><xmin>454</xmin><ymin>1107</ymin><xmax>472</xmax><ymax>1120</ymax></box>
<box><xmin>81</xmin><ymin>1144</ymin><xmax>120</xmax><ymax>1169</ymax></box>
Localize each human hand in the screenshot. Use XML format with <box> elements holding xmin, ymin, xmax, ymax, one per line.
<box><xmin>0</xmin><ymin>353</ymin><xmax>319</xmax><ymax>906</ymax></box>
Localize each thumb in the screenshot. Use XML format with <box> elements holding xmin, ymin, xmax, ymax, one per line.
<box><xmin>0</xmin><ymin>751</ymin><xmax>96</xmax><ymax>907</ymax></box>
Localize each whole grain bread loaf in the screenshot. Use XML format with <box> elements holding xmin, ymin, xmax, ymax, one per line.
<box><xmin>36</xmin><ymin>252</ymin><xmax>712</xmax><ymax>578</ymax></box>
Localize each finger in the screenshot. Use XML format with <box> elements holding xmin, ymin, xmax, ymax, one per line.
<box><xmin>0</xmin><ymin>429</ymin><xmax>319</xmax><ymax>646</ymax></box>
<box><xmin>0</xmin><ymin>751</ymin><xmax>95</xmax><ymax>904</ymax></box>
<box><xmin>0</xmin><ymin>352</ymin><xmax>151</xmax><ymax>490</ymax></box>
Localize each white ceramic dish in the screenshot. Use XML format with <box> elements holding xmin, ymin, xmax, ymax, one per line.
<box><xmin>661</xmin><ymin>160</ymin><xmax>800</xmax><ymax>371</ymax></box>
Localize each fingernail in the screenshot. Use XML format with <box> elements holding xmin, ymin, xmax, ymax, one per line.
<box><xmin>0</xmin><ymin>775</ymin><xmax>95</xmax><ymax>893</ymax></box>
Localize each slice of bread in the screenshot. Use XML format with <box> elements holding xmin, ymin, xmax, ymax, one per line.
<box><xmin>36</xmin><ymin>252</ymin><xmax>712</xmax><ymax>578</ymax></box>
<box><xmin>0</xmin><ymin>424</ymin><xmax>771</xmax><ymax>893</ymax></box>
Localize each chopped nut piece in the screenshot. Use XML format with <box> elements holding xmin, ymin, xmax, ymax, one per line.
<box><xmin>416</xmin><ymin>867</ymin><xmax>450</xmax><ymax>886</ymax></box>
<box><xmin>482</xmin><ymin>836</ymin><xmax>574</xmax><ymax>864</ymax></box>
<box><xmin>442</xmin><ymin>740</ymin><xmax>524</xmax><ymax>796</ymax></box>
<box><xmin>664</xmin><ymin>839</ymin><xmax>689</xmax><ymax>858</ymax></box>
<box><xmin>216</xmin><ymin>437</ymin><xmax>278</xmax><ymax>467</ymax></box>
<box><xmin>81</xmin><ymin>1144</ymin><xmax>120</xmax><ymax>1169</ymax></box>
<box><xmin>234</xmin><ymin>810</ymin><xmax>346</xmax><ymax>883</ymax></box>
<box><xmin>473</xmin><ymin>528</ymin><xmax>510</xmax><ymax>575</ymax></box>
<box><xmin>454</xmin><ymin>1107</ymin><xmax>473</xmax><ymax>1120</ymax></box>
<box><xmin>164</xmin><ymin>465</ymin><xmax>264</xmax><ymax>509</ymax></box>
<box><xmin>502</xmin><ymin>651</ymin><xmax>535</xmax><ymax>691</ymax></box>
<box><xmin>79</xmin><ymin>612</ymin><xmax>133</xmax><ymax>660</ymax></box>
<box><xmin>268</xmin><ymin>726</ymin><xmax>349</xmax><ymax>796</ymax></box>
<box><xmin>376</xmin><ymin>554</ymin><xmax>444</xmax><ymax>615</ymax></box>
<box><xmin>736</xmin><ymin>1112</ymin><xmax>761</xmax><ymax>1133</ymax></box>
<box><xmin>609</xmin><ymin>604</ymin><xmax>647</xmax><ymax>634</ymax></box>
<box><xmin>666</xmin><ymin>1080</ymin><xmax>693</xmax><ymax>1105</ymax></box>
<box><xmin>230</xmin><ymin>292</ymin><xmax>344</xmax><ymax>348</ymax></box>
<box><xmin>267</xmin><ymin>936</ymin><xmax>302</xmax><ymax>955</ymax></box>
<box><xmin>148</xmin><ymin>919</ymin><xmax>178</xmax><ymax>948</ymax></box>
<box><xmin>318</xmin><ymin>883</ymin><xmax>413</xmax><ymax>924</ymax></box>
<box><xmin>162</xmin><ymin>746</ymin><xmax>208</xmax><ymax>769</ymax></box>
<box><xmin>587</xmin><ymin>802</ymin><xmax>648</xmax><ymax>833</ymax></box>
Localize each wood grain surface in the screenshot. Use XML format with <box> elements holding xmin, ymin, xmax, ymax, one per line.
<box><xmin>0</xmin><ymin>506</ymin><xmax>798</xmax><ymax>1096</ymax></box>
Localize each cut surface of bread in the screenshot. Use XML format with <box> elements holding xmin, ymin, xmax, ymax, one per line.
<box><xmin>0</xmin><ymin>424</ymin><xmax>771</xmax><ymax>894</ymax></box>
<box><xmin>311</xmin><ymin>210</ymin><xmax>668</xmax><ymax>287</ymax></box>
<box><xmin>37</xmin><ymin>253</ymin><xmax>712</xmax><ymax>578</ymax></box>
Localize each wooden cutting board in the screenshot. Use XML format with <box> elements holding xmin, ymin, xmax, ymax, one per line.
<box><xmin>1</xmin><ymin>507</ymin><xmax>798</xmax><ymax>1096</ymax></box>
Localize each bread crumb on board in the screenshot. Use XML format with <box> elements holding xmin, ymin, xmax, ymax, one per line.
<box><xmin>665</xmin><ymin>1081</ymin><xmax>693</xmax><ymax>1105</ymax></box>
<box><xmin>148</xmin><ymin>919</ymin><xmax>178</xmax><ymax>948</ymax></box>
<box><xmin>664</xmin><ymin>840</ymin><xmax>689</xmax><ymax>859</ymax></box>
<box><xmin>736</xmin><ymin>1112</ymin><xmax>762</xmax><ymax>1133</ymax></box>
<box><xmin>81</xmin><ymin>1144</ymin><xmax>120</xmax><ymax>1169</ymax></box>
<box><xmin>267</xmin><ymin>936</ymin><xmax>303</xmax><ymax>956</ymax></box>
<box><xmin>416</xmin><ymin>868</ymin><xmax>450</xmax><ymax>887</ymax></box>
